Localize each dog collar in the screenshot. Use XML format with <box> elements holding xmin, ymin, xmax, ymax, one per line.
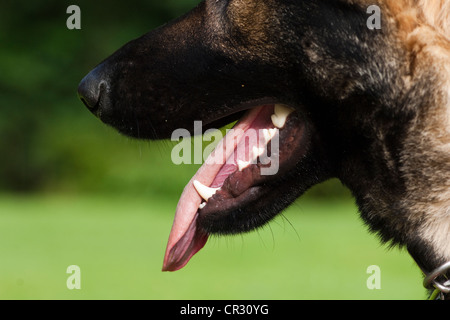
<box><xmin>423</xmin><ymin>261</ymin><xmax>450</xmax><ymax>300</ymax></box>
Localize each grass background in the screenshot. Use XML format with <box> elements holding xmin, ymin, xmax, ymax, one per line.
<box><xmin>0</xmin><ymin>192</ymin><xmax>425</xmax><ymax>300</ymax></box>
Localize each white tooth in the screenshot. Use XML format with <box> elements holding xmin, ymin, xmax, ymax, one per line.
<box><xmin>275</xmin><ymin>104</ymin><xmax>295</xmax><ymax>117</ymax></box>
<box><xmin>237</xmin><ymin>160</ymin><xmax>251</xmax><ymax>171</ymax></box>
<box><xmin>252</xmin><ymin>146</ymin><xmax>265</xmax><ymax>159</ymax></box>
<box><xmin>262</xmin><ymin>128</ymin><xmax>278</xmax><ymax>142</ymax></box>
<box><xmin>271</xmin><ymin>115</ymin><xmax>283</xmax><ymax>129</ymax></box>
<box><xmin>271</xmin><ymin>104</ymin><xmax>294</xmax><ymax>128</ymax></box>
<box><xmin>199</xmin><ymin>202</ymin><xmax>207</xmax><ymax>210</ymax></box>
<box><xmin>193</xmin><ymin>180</ymin><xmax>220</xmax><ymax>202</ymax></box>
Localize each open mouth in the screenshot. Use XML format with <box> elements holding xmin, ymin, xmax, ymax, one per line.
<box><xmin>163</xmin><ymin>104</ymin><xmax>309</xmax><ymax>271</ymax></box>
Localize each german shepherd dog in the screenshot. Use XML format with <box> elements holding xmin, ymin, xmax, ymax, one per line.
<box><xmin>78</xmin><ymin>0</ymin><xmax>450</xmax><ymax>295</ymax></box>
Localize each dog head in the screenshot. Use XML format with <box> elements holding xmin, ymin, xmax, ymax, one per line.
<box><xmin>78</xmin><ymin>0</ymin><xmax>450</xmax><ymax>279</ymax></box>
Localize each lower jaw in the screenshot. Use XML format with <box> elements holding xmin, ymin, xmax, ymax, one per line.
<box><xmin>163</xmin><ymin>103</ymin><xmax>309</xmax><ymax>271</ymax></box>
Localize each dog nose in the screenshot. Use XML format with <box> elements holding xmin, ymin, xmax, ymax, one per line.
<box><xmin>78</xmin><ymin>66</ymin><xmax>108</xmax><ymax>111</ymax></box>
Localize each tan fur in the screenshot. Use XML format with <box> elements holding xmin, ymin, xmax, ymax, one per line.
<box><xmin>383</xmin><ymin>0</ymin><xmax>450</xmax><ymax>41</ymax></box>
<box><xmin>383</xmin><ymin>0</ymin><xmax>450</xmax><ymax>264</ymax></box>
<box><xmin>416</xmin><ymin>0</ymin><xmax>450</xmax><ymax>39</ymax></box>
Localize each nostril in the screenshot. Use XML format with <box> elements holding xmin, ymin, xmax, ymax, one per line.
<box><xmin>77</xmin><ymin>66</ymin><xmax>108</xmax><ymax>111</ymax></box>
<box><xmin>80</xmin><ymin>97</ymin><xmax>91</xmax><ymax>110</ymax></box>
<box><xmin>78</xmin><ymin>79</ymin><xmax>100</xmax><ymax>111</ymax></box>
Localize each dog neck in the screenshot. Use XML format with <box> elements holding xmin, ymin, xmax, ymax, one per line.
<box><xmin>402</xmin><ymin>23</ymin><xmax>450</xmax><ymax>272</ymax></box>
<box><xmin>338</xmin><ymin>8</ymin><xmax>450</xmax><ymax>275</ymax></box>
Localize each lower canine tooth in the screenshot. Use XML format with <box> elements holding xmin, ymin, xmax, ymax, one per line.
<box><xmin>271</xmin><ymin>104</ymin><xmax>294</xmax><ymax>128</ymax></box>
<box><xmin>253</xmin><ymin>146</ymin><xmax>265</xmax><ymax>159</ymax></box>
<box><xmin>262</xmin><ymin>128</ymin><xmax>278</xmax><ymax>142</ymax></box>
<box><xmin>193</xmin><ymin>180</ymin><xmax>220</xmax><ymax>202</ymax></box>
<box><xmin>238</xmin><ymin>160</ymin><xmax>251</xmax><ymax>171</ymax></box>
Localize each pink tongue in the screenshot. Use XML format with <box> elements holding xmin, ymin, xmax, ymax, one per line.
<box><xmin>162</xmin><ymin>106</ymin><xmax>269</xmax><ymax>271</ymax></box>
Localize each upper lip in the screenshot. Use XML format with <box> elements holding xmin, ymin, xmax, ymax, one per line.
<box><xmin>201</xmin><ymin>98</ymin><xmax>281</xmax><ymax>128</ymax></box>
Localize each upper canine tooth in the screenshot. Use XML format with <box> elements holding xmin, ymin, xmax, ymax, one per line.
<box><xmin>193</xmin><ymin>180</ymin><xmax>220</xmax><ymax>202</ymax></box>
<box><xmin>271</xmin><ymin>104</ymin><xmax>294</xmax><ymax>128</ymax></box>
<box><xmin>275</xmin><ymin>104</ymin><xmax>295</xmax><ymax>117</ymax></box>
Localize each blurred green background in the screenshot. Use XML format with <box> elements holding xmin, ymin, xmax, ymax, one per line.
<box><xmin>0</xmin><ymin>0</ymin><xmax>425</xmax><ymax>299</ymax></box>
